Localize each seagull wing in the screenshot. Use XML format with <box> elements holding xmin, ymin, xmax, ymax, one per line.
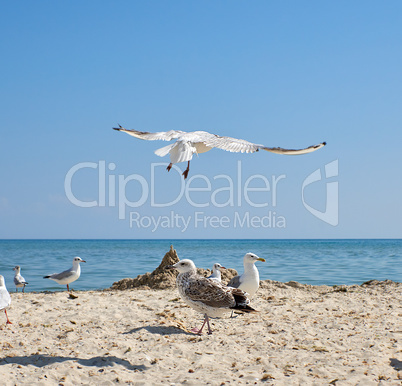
<box><xmin>184</xmin><ymin>278</ymin><xmax>235</xmax><ymax>308</ymax></box>
<box><xmin>47</xmin><ymin>268</ymin><xmax>74</xmax><ymax>281</ymax></box>
<box><xmin>261</xmin><ymin>141</ymin><xmax>326</xmax><ymax>155</ymax></box>
<box><xmin>227</xmin><ymin>275</ymin><xmax>242</xmax><ymax>288</ymax></box>
<box><xmin>203</xmin><ymin>134</ymin><xmax>326</xmax><ymax>155</ymax></box>
<box><xmin>113</xmin><ymin>125</ymin><xmax>185</xmax><ymax>141</ymax></box>
<box><xmin>14</xmin><ymin>275</ymin><xmax>27</xmax><ymax>286</ymax></box>
<box><xmin>203</xmin><ymin>135</ymin><xmax>262</xmax><ymax>153</ymax></box>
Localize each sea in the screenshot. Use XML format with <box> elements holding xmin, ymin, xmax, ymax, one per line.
<box><xmin>0</xmin><ymin>239</ymin><xmax>401</xmax><ymax>292</ymax></box>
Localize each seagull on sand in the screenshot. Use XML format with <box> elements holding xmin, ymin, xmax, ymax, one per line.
<box><xmin>113</xmin><ymin>125</ymin><xmax>326</xmax><ymax>179</ymax></box>
<box><xmin>13</xmin><ymin>265</ymin><xmax>28</xmax><ymax>293</ymax></box>
<box><xmin>0</xmin><ymin>275</ymin><xmax>12</xmax><ymax>324</ymax></box>
<box><xmin>207</xmin><ymin>263</ymin><xmax>226</xmax><ymax>283</ymax></box>
<box><xmin>227</xmin><ymin>253</ymin><xmax>266</xmax><ymax>298</ymax></box>
<box><xmin>43</xmin><ymin>257</ymin><xmax>86</xmax><ymax>291</ymax></box>
<box><xmin>167</xmin><ymin>259</ymin><xmax>257</xmax><ymax>335</ymax></box>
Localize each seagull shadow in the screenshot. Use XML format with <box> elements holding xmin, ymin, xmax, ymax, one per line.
<box><xmin>390</xmin><ymin>358</ymin><xmax>402</xmax><ymax>371</ymax></box>
<box><xmin>0</xmin><ymin>354</ymin><xmax>146</xmax><ymax>371</ymax></box>
<box><xmin>124</xmin><ymin>325</ymin><xmax>193</xmax><ymax>336</ymax></box>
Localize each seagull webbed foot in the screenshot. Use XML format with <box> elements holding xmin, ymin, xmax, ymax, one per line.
<box><xmin>191</xmin><ymin>327</ymin><xmax>202</xmax><ymax>335</ymax></box>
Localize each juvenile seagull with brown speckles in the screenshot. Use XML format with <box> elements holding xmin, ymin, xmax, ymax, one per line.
<box><xmin>167</xmin><ymin>259</ymin><xmax>257</xmax><ymax>335</ymax></box>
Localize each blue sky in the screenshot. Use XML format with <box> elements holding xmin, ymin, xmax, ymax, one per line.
<box><xmin>1</xmin><ymin>1</ymin><xmax>401</xmax><ymax>239</ymax></box>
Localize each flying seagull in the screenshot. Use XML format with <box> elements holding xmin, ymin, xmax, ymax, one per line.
<box><xmin>227</xmin><ymin>253</ymin><xmax>266</xmax><ymax>298</ymax></box>
<box><xmin>0</xmin><ymin>275</ymin><xmax>12</xmax><ymax>325</ymax></box>
<box><xmin>113</xmin><ymin>125</ymin><xmax>326</xmax><ymax>179</ymax></box>
<box><xmin>13</xmin><ymin>265</ymin><xmax>28</xmax><ymax>293</ymax></box>
<box><xmin>167</xmin><ymin>259</ymin><xmax>257</xmax><ymax>335</ymax></box>
<box><xmin>44</xmin><ymin>257</ymin><xmax>86</xmax><ymax>292</ymax></box>
<box><xmin>207</xmin><ymin>263</ymin><xmax>226</xmax><ymax>283</ymax></box>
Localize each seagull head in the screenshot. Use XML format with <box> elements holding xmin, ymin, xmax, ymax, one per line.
<box><xmin>166</xmin><ymin>259</ymin><xmax>197</xmax><ymax>274</ymax></box>
<box><xmin>213</xmin><ymin>263</ymin><xmax>226</xmax><ymax>272</ymax></box>
<box><xmin>73</xmin><ymin>257</ymin><xmax>86</xmax><ymax>264</ymax></box>
<box><xmin>0</xmin><ymin>275</ymin><xmax>5</xmax><ymax>287</ymax></box>
<box><xmin>244</xmin><ymin>253</ymin><xmax>266</xmax><ymax>264</ymax></box>
<box><xmin>13</xmin><ymin>265</ymin><xmax>21</xmax><ymax>272</ymax></box>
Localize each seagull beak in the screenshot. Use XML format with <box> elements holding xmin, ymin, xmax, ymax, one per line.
<box><xmin>221</xmin><ymin>266</ymin><xmax>227</xmax><ymax>270</ymax></box>
<box><xmin>81</xmin><ymin>260</ymin><xmax>87</xmax><ymax>263</ymax></box>
<box><xmin>257</xmin><ymin>257</ymin><xmax>266</xmax><ymax>262</ymax></box>
<box><xmin>165</xmin><ymin>265</ymin><xmax>176</xmax><ymax>270</ymax></box>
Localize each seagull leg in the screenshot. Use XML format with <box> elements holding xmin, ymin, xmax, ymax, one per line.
<box><xmin>4</xmin><ymin>309</ymin><xmax>12</xmax><ymax>324</ymax></box>
<box><xmin>182</xmin><ymin>161</ymin><xmax>190</xmax><ymax>179</ymax></box>
<box><xmin>191</xmin><ymin>314</ymin><xmax>208</xmax><ymax>335</ymax></box>
<box><xmin>22</xmin><ymin>286</ymin><xmax>25</xmax><ymax>293</ymax></box>
<box><xmin>166</xmin><ymin>163</ymin><xmax>173</xmax><ymax>172</ymax></box>
<box><xmin>15</xmin><ymin>288</ymin><xmax>18</xmax><ymax>293</ymax></box>
<box><xmin>230</xmin><ymin>310</ymin><xmax>239</xmax><ymax>318</ymax></box>
<box><xmin>67</xmin><ymin>284</ymin><xmax>70</xmax><ymax>292</ymax></box>
<box><xmin>205</xmin><ymin>315</ymin><xmax>213</xmax><ymax>335</ymax></box>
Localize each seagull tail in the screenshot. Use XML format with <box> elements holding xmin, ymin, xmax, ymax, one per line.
<box><xmin>231</xmin><ymin>290</ymin><xmax>258</xmax><ymax>313</ymax></box>
<box><xmin>43</xmin><ymin>275</ymin><xmax>50</xmax><ymax>279</ymax></box>
<box><xmin>230</xmin><ymin>304</ymin><xmax>258</xmax><ymax>313</ymax></box>
<box><xmin>155</xmin><ymin>143</ymin><xmax>175</xmax><ymax>157</ymax></box>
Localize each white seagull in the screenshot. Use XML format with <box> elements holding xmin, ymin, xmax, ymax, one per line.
<box><xmin>227</xmin><ymin>253</ymin><xmax>266</xmax><ymax>298</ymax></box>
<box><xmin>43</xmin><ymin>257</ymin><xmax>86</xmax><ymax>292</ymax></box>
<box><xmin>207</xmin><ymin>263</ymin><xmax>226</xmax><ymax>283</ymax></box>
<box><xmin>0</xmin><ymin>275</ymin><xmax>12</xmax><ymax>325</ymax></box>
<box><xmin>13</xmin><ymin>265</ymin><xmax>28</xmax><ymax>293</ymax></box>
<box><xmin>167</xmin><ymin>259</ymin><xmax>257</xmax><ymax>335</ymax></box>
<box><xmin>113</xmin><ymin>125</ymin><xmax>326</xmax><ymax>179</ymax></box>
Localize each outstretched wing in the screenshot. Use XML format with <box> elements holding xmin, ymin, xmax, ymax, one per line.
<box><xmin>113</xmin><ymin>125</ymin><xmax>185</xmax><ymax>141</ymax></box>
<box><xmin>261</xmin><ymin>141</ymin><xmax>326</xmax><ymax>155</ymax></box>
<box><xmin>203</xmin><ymin>135</ymin><xmax>262</xmax><ymax>153</ymax></box>
<box><xmin>203</xmin><ymin>134</ymin><xmax>326</xmax><ymax>155</ymax></box>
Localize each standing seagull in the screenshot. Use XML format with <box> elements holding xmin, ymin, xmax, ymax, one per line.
<box><xmin>207</xmin><ymin>263</ymin><xmax>226</xmax><ymax>283</ymax></box>
<box><xmin>113</xmin><ymin>125</ymin><xmax>326</xmax><ymax>179</ymax></box>
<box><xmin>0</xmin><ymin>275</ymin><xmax>12</xmax><ymax>325</ymax></box>
<box><xmin>227</xmin><ymin>253</ymin><xmax>266</xmax><ymax>298</ymax></box>
<box><xmin>43</xmin><ymin>257</ymin><xmax>86</xmax><ymax>292</ymax></box>
<box><xmin>167</xmin><ymin>259</ymin><xmax>257</xmax><ymax>335</ymax></box>
<box><xmin>13</xmin><ymin>265</ymin><xmax>28</xmax><ymax>293</ymax></box>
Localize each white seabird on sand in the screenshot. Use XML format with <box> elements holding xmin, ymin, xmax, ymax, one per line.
<box><xmin>13</xmin><ymin>265</ymin><xmax>28</xmax><ymax>293</ymax></box>
<box><xmin>207</xmin><ymin>263</ymin><xmax>226</xmax><ymax>283</ymax></box>
<box><xmin>0</xmin><ymin>275</ymin><xmax>12</xmax><ymax>325</ymax></box>
<box><xmin>227</xmin><ymin>253</ymin><xmax>266</xmax><ymax>298</ymax></box>
<box><xmin>113</xmin><ymin>125</ymin><xmax>326</xmax><ymax>179</ymax></box>
<box><xmin>43</xmin><ymin>257</ymin><xmax>86</xmax><ymax>291</ymax></box>
<box><xmin>167</xmin><ymin>259</ymin><xmax>257</xmax><ymax>335</ymax></box>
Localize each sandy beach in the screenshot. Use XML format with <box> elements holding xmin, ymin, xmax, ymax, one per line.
<box><xmin>1</xmin><ymin>279</ymin><xmax>401</xmax><ymax>385</ymax></box>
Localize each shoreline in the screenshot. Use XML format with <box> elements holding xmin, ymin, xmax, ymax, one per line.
<box><xmin>1</xmin><ymin>280</ymin><xmax>401</xmax><ymax>385</ymax></box>
<box><xmin>7</xmin><ymin>278</ymin><xmax>400</xmax><ymax>294</ymax></box>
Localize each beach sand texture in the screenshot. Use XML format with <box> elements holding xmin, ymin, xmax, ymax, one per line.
<box><xmin>1</xmin><ymin>279</ymin><xmax>401</xmax><ymax>385</ymax></box>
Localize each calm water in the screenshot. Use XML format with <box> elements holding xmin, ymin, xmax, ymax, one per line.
<box><xmin>0</xmin><ymin>239</ymin><xmax>400</xmax><ymax>292</ymax></box>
